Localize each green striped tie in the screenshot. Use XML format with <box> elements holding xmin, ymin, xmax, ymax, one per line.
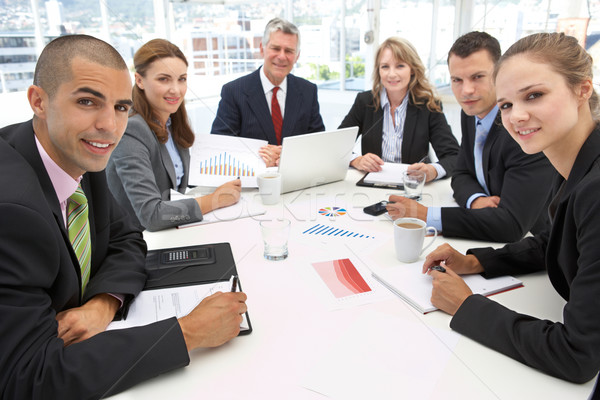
<box><xmin>67</xmin><ymin>185</ymin><xmax>91</xmax><ymax>295</ymax></box>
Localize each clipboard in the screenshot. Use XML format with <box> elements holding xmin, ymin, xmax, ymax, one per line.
<box><xmin>356</xmin><ymin>173</ymin><xmax>404</xmax><ymax>190</ymax></box>
<box><xmin>144</xmin><ymin>242</ymin><xmax>252</xmax><ymax>335</ymax></box>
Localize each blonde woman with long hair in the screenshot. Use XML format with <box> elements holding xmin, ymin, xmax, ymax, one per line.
<box><xmin>339</xmin><ymin>37</ymin><xmax>459</xmax><ymax>181</ymax></box>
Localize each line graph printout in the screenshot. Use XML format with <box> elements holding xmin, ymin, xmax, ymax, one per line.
<box><xmin>189</xmin><ymin>134</ymin><xmax>268</xmax><ymax>187</ymax></box>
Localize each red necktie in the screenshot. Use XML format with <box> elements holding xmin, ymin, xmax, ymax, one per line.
<box><xmin>271</xmin><ymin>86</ymin><xmax>283</xmax><ymax>145</ymax></box>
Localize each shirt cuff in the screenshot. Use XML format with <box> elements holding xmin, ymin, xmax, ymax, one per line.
<box><xmin>108</xmin><ymin>293</ymin><xmax>125</xmax><ymax>309</ymax></box>
<box><xmin>466</xmin><ymin>193</ymin><xmax>487</xmax><ymax>209</ymax></box>
<box><xmin>432</xmin><ymin>163</ymin><xmax>446</xmax><ymax>180</ymax></box>
<box><xmin>426</xmin><ymin>206</ymin><xmax>443</xmax><ymax>232</ymax></box>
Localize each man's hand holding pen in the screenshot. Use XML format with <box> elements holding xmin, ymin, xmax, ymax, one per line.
<box><xmin>178</xmin><ymin>289</ymin><xmax>247</xmax><ymax>351</ymax></box>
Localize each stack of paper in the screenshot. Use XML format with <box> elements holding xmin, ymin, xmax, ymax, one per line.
<box><xmin>363</xmin><ymin>163</ymin><xmax>409</xmax><ymax>186</ymax></box>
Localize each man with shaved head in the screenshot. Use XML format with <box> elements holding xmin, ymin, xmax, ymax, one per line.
<box><xmin>0</xmin><ymin>34</ymin><xmax>247</xmax><ymax>399</ymax></box>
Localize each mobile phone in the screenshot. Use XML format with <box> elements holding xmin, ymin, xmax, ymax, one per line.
<box><xmin>363</xmin><ymin>201</ymin><xmax>390</xmax><ymax>216</ymax></box>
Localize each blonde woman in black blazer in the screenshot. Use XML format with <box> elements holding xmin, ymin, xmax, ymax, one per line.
<box><xmin>339</xmin><ymin>37</ymin><xmax>459</xmax><ymax>181</ymax></box>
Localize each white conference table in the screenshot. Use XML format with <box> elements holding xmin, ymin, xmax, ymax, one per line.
<box><xmin>111</xmin><ymin>169</ymin><xmax>595</xmax><ymax>400</ymax></box>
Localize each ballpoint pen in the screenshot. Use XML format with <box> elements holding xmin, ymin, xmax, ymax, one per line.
<box><xmin>430</xmin><ymin>265</ymin><xmax>446</xmax><ymax>273</ymax></box>
<box><xmin>417</xmin><ymin>155</ymin><xmax>430</xmax><ymax>164</ymax></box>
<box><xmin>230</xmin><ymin>275</ymin><xmax>238</xmax><ymax>292</ymax></box>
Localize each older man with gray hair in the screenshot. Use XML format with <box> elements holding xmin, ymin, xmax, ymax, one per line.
<box><xmin>211</xmin><ymin>17</ymin><xmax>325</xmax><ymax>166</ymax></box>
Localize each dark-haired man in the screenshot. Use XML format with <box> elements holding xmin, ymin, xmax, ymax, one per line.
<box><xmin>0</xmin><ymin>34</ymin><xmax>247</xmax><ymax>399</ymax></box>
<box><xmin>387</xmin><ymin>31</ymin><xmax>555</xmax><ymax>242</ymax></box>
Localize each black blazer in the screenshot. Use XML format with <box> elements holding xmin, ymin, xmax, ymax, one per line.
<box><xmin>452</xmin><ymin>127</ymin><xmax>600</xmax><ymax>384</ymax></box>
<box><xmin>0</xmin><ymin>121</ymin><xmax>189</xmax><ymax>399</ymax></box>
<box><xmin>338</xmin><ymin>90</ymin><xmax>460</xmax><ymax>176</ymax></box>
<box><xmin>210</xmin><ymin>68</ymin><xmax>325</xmax><ymax>144</ymax></box>
<box><xmin>441</xmin><ymin>110</ymin><xmax>556</xmax><ymax>242</ymax></box>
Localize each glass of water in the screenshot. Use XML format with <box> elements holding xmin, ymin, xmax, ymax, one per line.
<box><xmin>259</xmin><ymin>219</ymin><xmax>291</xmax><ymax>260</ymax></box>
<box><xmin>403</xmin><ymin>170</ymin><xmax>426</xmax><ymax>200</ymax></box>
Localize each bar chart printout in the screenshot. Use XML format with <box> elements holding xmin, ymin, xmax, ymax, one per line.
<box><xmin>199</xmin><ymin>152</ymin><xmax>256</xmax><ymax>177</ymax></box>
<box><xmin>302</xmin><ymin>224</ymin><xmax>376</xmax><ymax>240</ymax></box>
<box><xmin>312</xmin><ymin>258</ymin><xmax>372</xmax><ymax>298</ymax></box>
<box><xmin>189</xmin><ymin>134</ymin><xmax>267</xmax><ymax>187</ymax></box>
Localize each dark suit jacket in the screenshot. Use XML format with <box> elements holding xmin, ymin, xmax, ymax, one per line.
<box><xmin>441</xmin><ymin>110</ymin><xmax>556</xmax><ymax>242</ymax></box>
<box><xmin>0</xmin><ymin>121</ymin><xmax>189</xmax><ymax>399</ymax></box>
<box><xmin>107</xmin><ymin>114</ymin><xmax>203</xmax><ymax>232</ymax></box>
<box><xmin>338</xmin><ymin>90</ymin><xmax>460</xmax><ymax>176</ymax></box>
<box><xmin>210</xmin><ymin>68</ymin><xmax>325</xmax><ymax>144</ymax></box>
<box><xmin>451</xmin><ymin>128</ymin><xmax>600</xmax><ymax>383</ymax></box>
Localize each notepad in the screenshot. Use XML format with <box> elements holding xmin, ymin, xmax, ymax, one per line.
<box><xmin>363</xmin><ymin>163</ymin><xmax>409</xmax><ymax>186</ymax></box>
<box><xmin>371</xmin><ymin>261</ymin><xmax>522</xmax><ymax>314</ymax></box>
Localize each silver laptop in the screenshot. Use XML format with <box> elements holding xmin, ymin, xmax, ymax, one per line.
<box><xmin>278</xmin><ymin>127</ymin><xmax>359</xmax><ymax>194</ymax></box>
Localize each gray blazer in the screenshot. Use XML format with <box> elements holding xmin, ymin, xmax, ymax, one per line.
<box><xmin>106</xmin><ymin>114</ymin><xmax>203</xmax><ymax>231</ymax></box>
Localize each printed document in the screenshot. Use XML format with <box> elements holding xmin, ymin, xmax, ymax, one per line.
<box><xmin>107</xmin><ymin>280</ymin><xmax>249</xmax><ymax>331</ymax></box>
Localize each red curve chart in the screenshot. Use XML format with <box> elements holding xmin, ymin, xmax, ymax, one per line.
<box><xmin>312</xmin><ymin>258</ymin><xmax>372</xmax><ymax>298</ymax></box>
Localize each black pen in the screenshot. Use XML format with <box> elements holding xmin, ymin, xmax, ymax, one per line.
<box><xmin>121</xmin><ymin>303</ymin><xmax>129</xmax><ymax>321</ymax></box>
<box><xmin>430</xmin><ymin>265</ymin><xmax>446</xmax><ymax>273</ymax></box>
<box><xmin>230</xmin><ymin>275</ymin><xmax>238</xmax><ymax>292</ymax></box>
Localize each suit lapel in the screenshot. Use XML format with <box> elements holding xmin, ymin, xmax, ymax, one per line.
<box><xmin>365</xmin><ymin>107</ymin><xmax>384</xmax><ymax>156</ymax></box>
<box><xmin>282</xmin><ymin>74</ymin><xmax>301</xmax><ymax>137</ymax></box>
<box><xmin>158</xmin><ymin>140</ymin><xmax>177</xmax><ymax>189</ymax></box>
<box><xmin>358</xmin><ymin>92</ymin><xmax>384</xmax><ymax>156</ymax></box>
<box><xmin>401</xmin><ymin>101</ymin><xmax>418</xmax><ymax>162</ymax></box>
<box><xmin>80</xmin><ymin>174</ymin><xmax>96</xmax><ymax>292</ymax></box>
<box><xmin>12</xmin><ymin>121</ymin><xmax>65</xmax><ymax>229</ymax></box>
<box><xmin>464</xmin><ymin>114</ymin><xmax>478</xmax><ymax>176</ymax></box>
<box><xmin>13</xmin><ymin>121</ymin><xmax>83</xmax><ymax>300</ymax></box>
<box><xmin>482</xmin><ymin>112</ymin><xmax>502</xmax><ymax>182</ymax></box>
<box><xmin>466</xmin><ymin>114</ymin><xmax>477</xmax><ymax>152</ymax></box>
<box><xmin>179</xmin><ymin>145</ymin><xmax>190</xmax><ymax>190</ymax></box>
<box><xmin>245</xmin><ymin>69</ymin><xmax>277</xmax><ymax>143</ymax></box>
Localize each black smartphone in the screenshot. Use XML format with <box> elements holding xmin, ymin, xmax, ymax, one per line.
<box><xmin>363</xmin><ymin>201</ymin><xmax>390</xmax><ymax>216</ymax></box>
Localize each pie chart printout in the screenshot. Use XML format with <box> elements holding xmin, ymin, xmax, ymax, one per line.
<box><xmin>318</xmin><ymin>207</ymin><xmax>347</xmax><ymax>217</ymax></box>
